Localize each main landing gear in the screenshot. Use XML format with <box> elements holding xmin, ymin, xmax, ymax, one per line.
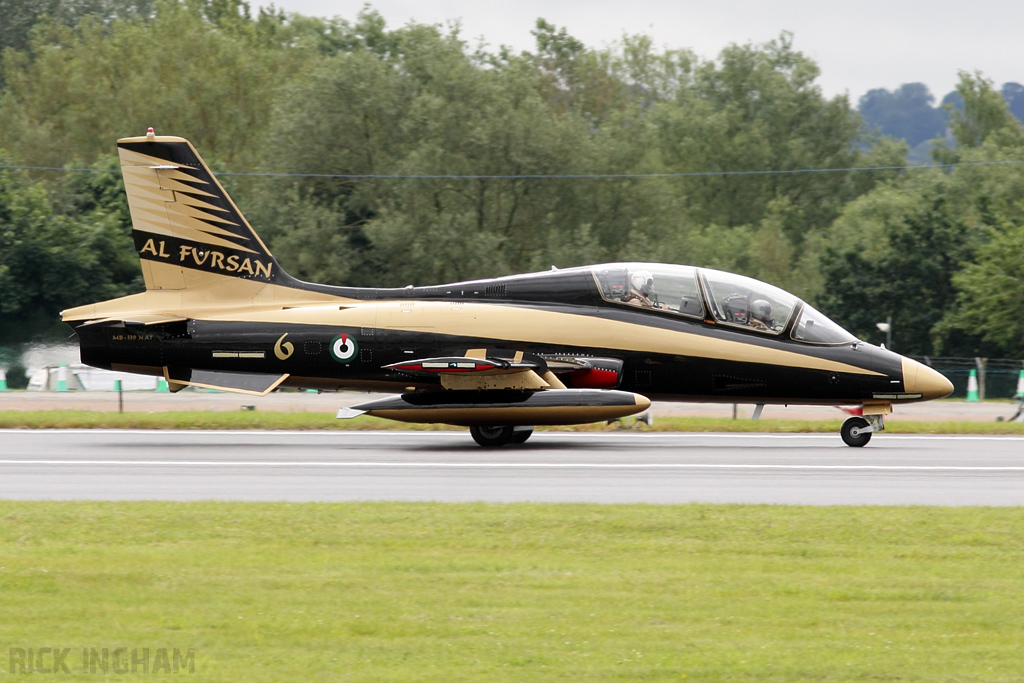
<box><xmin>841</xmin><ymin>414</ymin><xmax>885</xmax><ymax>447</ymax></box>
<box><xmin>469</xmin><ymin>425</ymin><xmax>534</xmax><ymax>447</ymax></box>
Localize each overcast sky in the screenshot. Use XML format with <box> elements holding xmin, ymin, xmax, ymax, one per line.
<box><xmin>255</xmin><ymin>0</ymin><xmax>1022</xmax><ymax>104</ymax></box>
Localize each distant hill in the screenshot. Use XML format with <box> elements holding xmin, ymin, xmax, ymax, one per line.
<box><xmin>859</xmin><ymin>82</ymin><xmax>1024</xmax><ymax>163</ymax></box>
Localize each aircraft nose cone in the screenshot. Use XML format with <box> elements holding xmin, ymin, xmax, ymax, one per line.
<box><xmin>901</xmin><ymin>357</ymin><xmax>954</xmax><ymax>400</ymax></box>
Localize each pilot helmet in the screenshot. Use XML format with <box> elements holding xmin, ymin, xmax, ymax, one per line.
<box><xmin>751</xmin><ymin>299</ymin><xmax>772</xmax><ymax>320</ymax></box>
<box><xmin>630</xmin><ymin>270</ymin><xmax>655</xmax><ymax>296</ymax></box>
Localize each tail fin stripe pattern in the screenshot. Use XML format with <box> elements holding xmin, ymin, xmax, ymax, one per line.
<box><xmin>175</xmin><ymin>194</ymin><xmax>233</xmax><ymax>217</ymax></box>
<box><xmin>151</xmin><ymin>168</ymin><xmax>217</xmax><ymax>197</ymax></box>
<box><xmin>162</xmin><ymin>205</ymin><xmax>249</xmax><ymax>245</ymax></box>
<box><xmin>119</xmin><ymin>144</ymin><xmax>270</xmax><ymax>256</ymax></box>
<box><xmin>117</xmin><ymin>135</ymin><xmax>285</xmax><ymax>290</ymax></box>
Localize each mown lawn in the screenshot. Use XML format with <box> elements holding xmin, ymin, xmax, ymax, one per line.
<box><xmin>2</xmin><ymin>409</ymin><xmax>1024</xmax><ymax>434</ymax></box>
<box><xmin>2</xmin><ymin>502</ymin><xmax>1023</xmax><ymax>681</ymax></box>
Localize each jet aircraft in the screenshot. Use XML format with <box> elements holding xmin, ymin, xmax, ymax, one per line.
<box><xmin>62</xmin><ymin>132</ymin><xmax>953</xmax><ymax>447</ymax></box>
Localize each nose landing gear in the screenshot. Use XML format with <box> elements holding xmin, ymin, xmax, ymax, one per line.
<box><xmin>841</xmin><ymin>412</ymin><xmax>886</xmax><ymax>447</ymax></box>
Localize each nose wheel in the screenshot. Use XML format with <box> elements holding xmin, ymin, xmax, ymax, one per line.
<box><xmin>841</xmin><ymin>414</ymin><xmax>884</xmax><ymax>447</ymax></box>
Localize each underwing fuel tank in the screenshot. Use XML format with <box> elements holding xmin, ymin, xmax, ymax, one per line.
<box><xmin>337</xmin><ymin>389</ymin><xmax>651</xmax><ymax>426</ymax></box>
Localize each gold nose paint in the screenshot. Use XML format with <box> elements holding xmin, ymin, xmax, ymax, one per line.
<box><xmin>901</xmin><ymin>357</ymin><xmax>954</xmax><ymax>400</ymax></box>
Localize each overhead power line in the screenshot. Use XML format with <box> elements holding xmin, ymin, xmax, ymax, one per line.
<box><xmin>2</xmin><ymin>159</ymin><xmax>1023</xmax><ymax>179</ymax></box>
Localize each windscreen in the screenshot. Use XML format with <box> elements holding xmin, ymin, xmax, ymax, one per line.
<box><xmin>791</xmin><ymin>303</ymin><xmax>857</xmax><ymax>344</ymax></box>
<box><xmin>700</xmin><ymin>268</ymin><xmax>796</xmax><ymax>334</ymax></box>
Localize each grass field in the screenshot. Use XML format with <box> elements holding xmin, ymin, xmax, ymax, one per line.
<box><xmin>3</xmin><ymin>502</ymin><xmax>1024</xmax><ymax>681</ymax></box>
<box><xmin>2</xmin><ymin>409</ymin><xmax>1024</xmax><ymax>434</ymax></box>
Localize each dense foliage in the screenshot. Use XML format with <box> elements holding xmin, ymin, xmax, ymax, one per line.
<box><xmin>1</xmin><ymin>1</ymin><xmax>1023</xmax><ymax>357</ymax></box>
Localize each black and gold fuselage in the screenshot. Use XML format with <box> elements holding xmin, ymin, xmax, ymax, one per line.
<box><xmin>63</xmin><ymin>133</ymin><xmax>952</xmax><ymax>444</ymax></box>
<box><xmin>71</xmin><ymin>266</ymin><xmax>925</xmax><ymax>406</ymax></box>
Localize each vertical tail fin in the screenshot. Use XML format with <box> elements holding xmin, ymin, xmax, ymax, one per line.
<box><xmin>118</xmin><ymin>132</ymin><xmax>287</xmax><ymax>292</ymax></box>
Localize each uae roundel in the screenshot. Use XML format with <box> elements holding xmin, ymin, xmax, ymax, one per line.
<box><xmin>330</xmin><ymin>334</ymin><xmax>359</xmax><ymax>363</ymax></box>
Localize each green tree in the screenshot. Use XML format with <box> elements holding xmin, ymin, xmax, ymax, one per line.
<box><xmin>257</xmin><ymin>19</ymin><xmax>601</xmax><ymax>287</ymax></box>
<box><xmin>934</xmin><ymin>71</ymin><xmax>1024</xmax><ymax>163</ymax></box>
<box><xmin>251</xmin><ymin>23</ymin><xmax>905</xmax><ymax>291</ymax></box>
<box><xmin>529</xmin><ymin>19</ymin><xmax>624</xmax><ymax>123</ymax></box>
<box><xmin>0</xmin><ymin>0</ymin><xmax>156</xmax><ymax>58</ymax></box>
<box><xmin>814</xmin><ymin>126</ymin><xmax>1024</xmax><ymax>357</ymax></box>
<box><xmin>650</xmin><ymin>34</ymin><xmax>902</xmax><ymax>247</ymax></box>
<box><xmin>0</xmin><ymin>158</ymin><xmax>139</xmax><ymax>334</ymax></box>
<box><xmin>0</xmin><ymin>0</ymin><xmax>304</xmax><ymax>169</ymax></box>
<box><xmin>0</xmin><ymin>7</ymin><xmax>913</xmax><ymax>326</ymax></box>
<box><xmin>943</xmin><ymin>221</ymin><xmax>1024</xmax><ymax>357</ymax></box>
<box><xmin>811</xmin><ymin>72</ymin><xmax>1024</xmax><ymax>357</ymax></box>
<box><xmin>817</xmin><ymin>190</ymin><xmax>975</xmax><ymax>355</ymax></box>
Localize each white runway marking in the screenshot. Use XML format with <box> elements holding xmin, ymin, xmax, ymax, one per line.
<box><xmin>2</xmin><ymin>459</ymin><xmax>1023</xmax><ymax>471</ymax></box>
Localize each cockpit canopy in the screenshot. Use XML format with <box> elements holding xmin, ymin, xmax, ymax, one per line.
<box><xmin>590</xmin><ymin>263</ymin><xmax>856</xmax><ymax>345</ymax></box>
<box><xmin>594</xmin><ymin>264</ymin><xmax>706</xmax><ymax>318</ymax></box>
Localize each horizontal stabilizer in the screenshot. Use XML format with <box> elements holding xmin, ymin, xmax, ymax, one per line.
<box><xmin>79</xmin><ymin>314</ymin><xmax>187</xmax><ymax>328</ymax></box>
<box><xmin>164</xmin><ymin>367</ymin><xmax>289</xmax><ymax>396</ymax></box>
<box><xmin>126</xmin><ymin>315</ymin><xmax>189</xmax><ymax>326</ymax></box>
<box><xmin>339</xmin><ymin>389</ymin><xmax>650</xmax><ymax>427</ymax></box>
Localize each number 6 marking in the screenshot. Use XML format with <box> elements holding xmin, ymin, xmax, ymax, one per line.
<box><xmin>274</xmin><ymin>333</ymin><xmax>294</xmax><ymax>360</ymax></box>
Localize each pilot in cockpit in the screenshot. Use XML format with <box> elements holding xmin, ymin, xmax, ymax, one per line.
<box><xmin>623</xmin><ymin>270</ymin><xmax>659</xmax><ymax>308</ymax></box>
<box><xmin>749</xmin><ymin>299</ymin><xmax>774</xmax><ymax>331</ymax></box>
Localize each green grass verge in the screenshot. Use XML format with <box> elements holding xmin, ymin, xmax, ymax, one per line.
<box><xmin>2</xmin><ymin>409</ymin><xmax>1024</xmax><ymax>434</ymax></box>
<box><xmin>2</xmin><ymin>502</ymin><xmax>1023</xmax><ymax>681</ymax></box>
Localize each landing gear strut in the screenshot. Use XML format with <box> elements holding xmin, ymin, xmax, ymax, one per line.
<box><xmin>841</xmin><ymin>414</ymin><xmax>885</xmax><ymax>447</ymax></box>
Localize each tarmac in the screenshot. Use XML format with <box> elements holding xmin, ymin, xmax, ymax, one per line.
<box><xmin>0</xmin><ymin>390</ymin><xmax>1019</xmax><ymax>423</ymax></box>
<box><xmin>4</xmin><ymin>430</ymin><xmax>1024</xmax><ymax>504</ymax></box>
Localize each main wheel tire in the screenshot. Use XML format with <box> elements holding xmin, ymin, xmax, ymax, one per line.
<box><xmin>509</xmin><ymin>428</ymin><xmax>534</xmax><ymax>444</ymax></box>
<box><xmin>470</xmin><ymin>425</ymin><xmax>514</xmax><ymax>448</ymax></box>
<box><xmin>841</xmin><ymin>416</ymin><xmax>872</xmax><ymax>447</ymax></box>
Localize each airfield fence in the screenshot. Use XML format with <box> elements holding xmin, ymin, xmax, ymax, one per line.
<box><xmin>913</xmin><ymin>356</ymin><xmax>1024</xmax><ymax>400</ymax></box>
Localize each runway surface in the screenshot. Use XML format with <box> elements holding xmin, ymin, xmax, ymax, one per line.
<box><xmin>2</xmin><ymin>429</ymin><xmax>1023</xmax><ymax>505</ymax></box>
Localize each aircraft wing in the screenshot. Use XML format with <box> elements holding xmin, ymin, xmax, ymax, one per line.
<box><xmin>386</xmin><ymin>354</ymin><xmax>555</xmax><ymax>391</ymax></box>
<box><xmin>384</xmin><ymin>353</ymin><xmax>625</xmax><ymax>391</ymax></box>
<box><xmin>384</xmin><ymin>356</ymin><xmax>538</xmax><ymax>375</ymax></box>
<box><xmin>337</xmin><ymin>352</ymin><xmax>646</xmax><ymax>425</ymax></box>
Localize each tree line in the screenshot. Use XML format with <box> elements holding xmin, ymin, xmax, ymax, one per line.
<box><xmin>858</xmin><ymin>81</ymin><xmax>1024</xmax><ymax>163</ymax></box>
<box><xmin>2</xmin><ymin>0</ymin><xmax>1024</xmax><ymax>358</ymax></box>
